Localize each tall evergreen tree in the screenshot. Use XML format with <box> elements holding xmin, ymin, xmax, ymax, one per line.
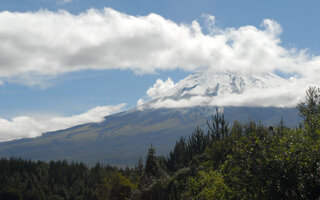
<box><xmin>145</xmin><ymin>144</ymin><xmax>159</xmax><ymax>177</ymax></box>
<box><xmin>207</xmin><ymin>108</ymin><xmax>229</xmax><ymax>141</ymax></box>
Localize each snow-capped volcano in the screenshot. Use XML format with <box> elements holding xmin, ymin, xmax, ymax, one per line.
<box><xmin>0</xmin><ymin>70</ymin><xmax>301</xmax><ymax>166</ymax></box>
<box><xmin>141</xmin><ymin>70</ymin><xmax>290</xmax><ymax>109</ymax></box>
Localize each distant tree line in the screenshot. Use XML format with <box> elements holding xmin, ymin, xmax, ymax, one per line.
<box><xmin>1</xmin><ymin>87</ymin><xmax>320</xmax><ymax>199</ymax></box>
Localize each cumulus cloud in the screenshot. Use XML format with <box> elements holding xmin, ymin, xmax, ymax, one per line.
<box><xmin>146</xmin><ymin>78</ymin><xmax>176</xmax><ymax>98</ymax></box>
<box><xmin>137</xmin><ymin>78</ymin><xmax>175</xmax><ymax>106</ymax></box>
<box><xmin>0</xmin><ymin>103</ymin><xmax>125</xmax><ymax>142</ymax></box>
<box><xmin>0</xmin><ymin>8</ymin><xmax>319</xmax><ymax>119</ymax></box>
<box><xmin>0</xmin><ymin>8</ymin><xmax>319</xmax><ymax>86</ymax></box>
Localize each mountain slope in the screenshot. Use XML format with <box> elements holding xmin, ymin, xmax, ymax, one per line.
<box><xmin>0</xmin><ymin>106</ymin><xmax>300</xmax><ymax>166</ymax></box>
<box><xmin>0</xmin><ymin>71</ymin><xmax>301</xmax><ymax>166</ymax></box>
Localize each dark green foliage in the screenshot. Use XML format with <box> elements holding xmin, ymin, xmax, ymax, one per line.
<box><xmin>145</xmin><ymin>144</ymin><xmax>158</xmax><ymax>177</ymax></box>
<box><xmin>167</xmin><ymin>137</ymin><xmax>187</xmax><ymax>171</ymax></box>
<box><xmin>106</xmin><ymin>172</ymin><xmax>137</xmax><ymax>200</ymax></box>
<box><xmin>0</xmin><ymin>187</ymin><xmax>22</xmax><ymax>200</ymax></box>
<box><xmin>167</xmin><ymin>111</ymin><xmax>229</xmax><ymax>172</ymax></box>
<box><xmin>1</xmin><ymin>118</ymin><xmax>320</xmax><ymax>200</ymax></box>
<box><xmin>0</xmin><ymin>158</ymin><xmax>131</xmax><ymax>200</ymax></box>
<box><xmin>1</xmin><ymin>88</ymin><xmax>320</xmax><ymax>199</ymax></box>
<box><xmin>135</xmin><ymin>88</ymin><xmax>320</xmax><ymax>199</ymax></box>
<box><xmin>297</xmin><ymin>86</ymin><xmax>320</xmax><ymax>136</ymax></box>
<box><xmin>187</xmin><ymin>126</ymin><xmax>210</xmax><ymax>156</ymax></box>
<box><xmin>166</xmin><ymin>127</ymin><xmax>210</xmax><ymax>172</ymax></box>
<box><xmin>207</xmin><ymin>108</ymin><xmax>229</xmax><ymax>141</ymax></box>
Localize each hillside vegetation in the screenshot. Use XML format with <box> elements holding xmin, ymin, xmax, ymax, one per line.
<box><xmin>1</xmin><ymin>87</ymin><xmax>320</xmax><ymax>200</ymax></box>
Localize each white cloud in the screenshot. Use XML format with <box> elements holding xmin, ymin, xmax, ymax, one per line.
<box><xmin>136</xmin><ymin>98</ymin><xmax>145</xmax><ymax>107</ymax></box>
<box><xmin>0</xmin><ymin>103</ymin><xmax>125</xmax><ymax>142</ymax></box>
<box><xmin>0</xmin><ymin>8</ymin><xmax>319</xmax><ymax>87</ymax></box>
<box><xmin>137</xmin><ymin>78</ymin><xmax>175</xmax><ymax>106</ymax></box>
<box><xmin>147</xmin><ymin>84</ymin><xmax>305</xmax><ymax>109</ymax></box>
<box><xmin>139</xmin><ymin>70</ymin><xmax>316</xmax><ymax>109</ymax></box>
<box><xmin>0</xmin><ymin>8</ymin><xmax>319</xmax><ymax>113</ymax></box>
<box><xmin>202</xmin><ymin>14</ymin><xmax>220</xmax><ymax>34</ymax></box>
<box><xmin>261</xmin><ymin>19</ymin><xmax>282</xmax><ymax>35</ymax></box>
<box><xmin>146</xmin><ymin>78</ymin><xmax>176</xmax><ymax>98</ymax></box>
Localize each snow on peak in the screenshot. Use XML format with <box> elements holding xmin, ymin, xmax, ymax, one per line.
<box><xmin>157</xmin><ymin>70</ymin><xmax>283</xmax><ymax>98</ymax></box>
<box><xmin>139</xmin><ymin>70</ymin><xmax>298</xmax><ymax>109</ymax></box>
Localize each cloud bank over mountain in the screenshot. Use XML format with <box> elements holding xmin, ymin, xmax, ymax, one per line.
<box><xmin>0</xmin><ymin>8</ymin><xmax>319</xmax><ymax>86</ymax></box>
<box><xmin>138</xmin><ymin>71</ymin><xmax>306</xmax><ymax>109</ymax></box>
<box><xmin>0</xmin><ymin>104</ymin><xmax>125</xmax><ymax>141</ymax></box>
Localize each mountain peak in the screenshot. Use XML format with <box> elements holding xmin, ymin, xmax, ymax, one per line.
<box><xmin>140</xmin><ymin>70</ymin><xmax>288</xmax><ymax>109</ymax></box>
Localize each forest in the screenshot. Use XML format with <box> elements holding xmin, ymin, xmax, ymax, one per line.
<box><xmin>1</xmin><ymin>87</ymin><xmax>320</xmax><ymax>200</ymax></box>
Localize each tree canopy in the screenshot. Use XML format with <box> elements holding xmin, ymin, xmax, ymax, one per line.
<box><xmin>1</xmin><ymin>87</ymin><xmax>320</xmax><ymax>199</ymax></box>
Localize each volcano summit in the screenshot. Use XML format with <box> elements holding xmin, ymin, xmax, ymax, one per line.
<box><xmin>0</xmin><ymin>71</ymin><xmax>300</xmax><ymax>166</ymax></box>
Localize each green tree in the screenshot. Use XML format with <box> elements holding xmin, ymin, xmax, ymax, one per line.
<box><xmin>186</xmin><ymin>170</ymin><xmax>230</xmax><ymax>200</ymax></box>
<box><xmin>167</xmin><ymin>137</ymin><xmax>187</xmax><ymax>171</ymax></box>
<box><xmin>107</xmin><ymin>172</ymin><xmax>137</xmax><ymax>200</ymax></box>
<box><xmin>187</xmin><ymin>126</ymin><xmax>210</xmax><ymax>158</ymax></box>
<box><xmin>297</xmin><ymin>86</ymin><xmax>320</xmax><ymax>136</ymax></box>
<box><xmin>207</xmin><ymin>108</ymin><xmax>229</xmax><ymax>141</ymax></box>
<box><xmin>145</xmin><ymin>144</ymin><xmax>159</xmax><ymax>177</ymax></box>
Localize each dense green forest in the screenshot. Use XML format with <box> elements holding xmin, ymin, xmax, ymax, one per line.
<box><xmin>1</xmin><ymin>87</ymin><xmax>320</xmax><ymax>200</ymax></box>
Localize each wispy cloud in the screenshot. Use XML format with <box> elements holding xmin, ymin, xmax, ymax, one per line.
<box><xmin>0</xmin><ymin>103</ymin><xmax>126</xmax><ymax>142</ymax></box>
<box><xmin>0</xmin><ymin>8</ymin><xmax>319</xmax><ymax>87</ymax></box>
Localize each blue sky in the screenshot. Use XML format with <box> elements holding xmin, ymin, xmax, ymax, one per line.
<box><xmin>0</xmin><ymin>0</ymin><xmax>320</xmax><ymax>141</ymax></box>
